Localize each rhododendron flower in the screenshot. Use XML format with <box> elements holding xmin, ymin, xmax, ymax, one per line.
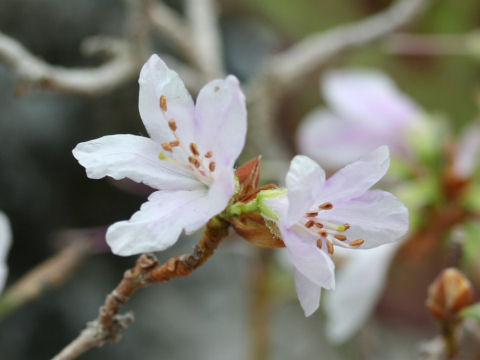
<box><xmin>262</xmin><ymin>146</ymin><xmax>409</xmax><ymax>316</ymax></box>
<box><xmin>0</xmin><ymin>211</ymin><xmax>11</xmax><ymax>292</ymax></box>
<box><xmin>73</xmin><ymin>54</ymin><xmax>246</xmax><ymax>256</ymax></box>
<box><xmin>297</xmin><ymin>69</ymin><xmax>422</xmax><ymax>168</ymax></box>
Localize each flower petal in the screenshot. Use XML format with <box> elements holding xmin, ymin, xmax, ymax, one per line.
<box><xmin>281</xmin><ymin>225</ymin><xmax>335</xmax><ymax>290</ymax></box>
<box><xmin>323</xmin><ymin>69</ymin><xmax>420</xmax><ymax>129</ymax></box>
<box><xmin>325</xmin><ymin>243</ymin><xmax>400</xmax><ymax>343</ymax></box>
<box><xmin>193</xmin><ymin>75</ymin><xmax>247</xmax><ymax>170</ymax></box>
<box><xmin>454</xmin><ymin>123</ymin><xmax>480</xmax><ymax>178</ymax></box>
<box><xmin>73</xmin><ymin>134</ymin><xmax>203</xmax><ymax>191</ymax></box>
<box><xmin>286</xmin><ymin>155</ymin><xmax>326</xmax><ymax>226</ymax></box>
<box><xmin>319</xmin><ymin>146</ymin><xmax>390</xmax><ymax>203</ymax></box>
<box><xmin>294</xmin><ymin>267</ymin><xmax>322</xmax><ymax>317</ymax></box>
<box><xmin>0</xmin><ymin>211</ymin><xmax>11</xmax><ymax>292</ymax></box>
<box><xmin>138</xmin><ymin>54</ymin><xmax>195</xmax><ymax>146</ymax></box>
<box><xmin>297</xmin><ymin>109</ymin><xmax>386</xmax><ymax>169</ymax></box>
<box><xmin>106</xmin><ymin>189</ymin><xmax>210</xmax><ymax>256</ymax></box>
<box><xmin>321</xmin><ymin>190</ymin><xmax>409</xmax><ymax>249</ymax></box>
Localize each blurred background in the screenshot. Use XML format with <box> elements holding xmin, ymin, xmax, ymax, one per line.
<box><xmin>0</xmin><ymin>0</ymin><xmax>480</xmax><ymax>359</ymax></box>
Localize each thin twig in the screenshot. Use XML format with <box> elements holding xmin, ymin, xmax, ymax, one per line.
<box><xmin>51</xmin><ymin>217</ymin><xmax>230</xmax><ymax>360</ymax></box>
<box><xmin>144</xmin><ymin>0</ymin><xmax>197</xmax><ymax>65</ymax></box>
<box><xmin>0</xmin><ymin>32</ymin><xmax>140</xmax><ymax>96</ymax></box>
<box><xmin>185</xmin><ymin>0</ymin><xmax>224</xmax><ymax>78</ymax></box>
<box><xmin>250</xmin><ymin>248</ymin><xmax>274</xmax><ymax>360</ymax></box>
<box><xmin>0</xmin><ymin>240</ymin><xmax>92</xmax><ymax>322</ymax></box>
<box><xmin>265</xmin><ymin>0</ymin><xmax>430</xmax><ymax>87</ymax></box>
<box><xmin>385</xmin><ymin>33</ymin><xmax>471</xmax><ymax>55</ymax></box>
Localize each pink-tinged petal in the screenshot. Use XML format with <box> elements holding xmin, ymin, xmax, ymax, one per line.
<box><xmin>106</xmin><ymin>189</ymin><xmax>210</xmax><ymax>256</ymax></box>
<box><xmin>454</xmin><ymin>123</ymin><xmax>480</xmax><ymax>178</ymax></box>
<box><xmin>321</xmin><ymin>190</ymin><xmax>409</xmax><ymax>249</ymax></box>
<box><xmin>323</xmin><ymin>69</ymin><xmax>420</xmax><ymax>130</ymax></box>
<box><xmin>73</xmin><ymin>134</ymin><xmax>203</xmax><ymax>191</ymax></box>
<box><xmin>286</xmin><ymin>155</ymin><xmax>325</xmax><ymax>226</ymax></box>
<box><xmin>297</xmin><ymin>109</ymin><xmax>387</xmax><ymax>169</ymax></box>
<box><xmin>0</xmin><ymin>211</ymin><xmax>11</xmax><ymax>292</ymax></box>
<box><xmin>325</xmin><ymin>243</ymin><xmax>400</xmax><ymax>343</ymax></box>
<box><xmin>193</xmin><ymin>75</ymin><xmax>247</xmax><ymax>170</ymax></box>
<box><xmin>319</xmin><ymin>146</ymin><xmax>390</xmax><ymax>203</ymax></box>
<box><xmin>281</xmin><ymin>225</ymin><xmax>335</xmax><ymax>290</ymax></box>
<box><xmin>138</xmin><ymin>54</ymin><xmax>195</xmax><ymax>146</ymax></box>
<box><xmin>294</xmin><ymin>268</ymin><xmax>322</xmax><ymax>317</ymax></box>
<box><xmin>183</xmin><ymin>170</ymin><xmax>236</xmax><ymax>234</ymax></box>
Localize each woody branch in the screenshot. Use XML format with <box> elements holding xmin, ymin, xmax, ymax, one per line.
<box><xmin>51</xmin><ymin>217</ymin><xmax>230</xmax><ymax>360</ymax></box>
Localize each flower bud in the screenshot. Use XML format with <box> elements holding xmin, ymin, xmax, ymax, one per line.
<box><xmin>229</xmin><ymin>213</ymin><xmax>285</xmax><ymax>248</ymax></box>
<box><xmin>426</xmin><ymin>268</ymin><xmax>474</xmax><ymax>323</ymax></box>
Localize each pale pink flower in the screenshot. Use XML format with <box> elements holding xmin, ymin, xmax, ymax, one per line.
<box><xmin>262</xmin><ymin>146</ymin><xmax>409</xmax><ymax>316</ymax></box>
<box><xmin>73</xmin><ymin>55</ymin><xmax>247</xmax><ymax>256</ymax></box>
<box><xmin>324</xmin><ymin>242</ymin><xmax>401</xmax><ymax>343</ymax></box>
<box><xmin>0</xmin><ymin>211</ymin><xmax>11</xmax><ymax>292</ymax></box>
<box><xmin>297</xmin><ymin>69</ymin><xmax>422</xmax><ymax>168</ymax></box>
<box><xmin>454</xmin><ymin>122</ymin><xmax>480</xmax><ymax>178</ymax></box>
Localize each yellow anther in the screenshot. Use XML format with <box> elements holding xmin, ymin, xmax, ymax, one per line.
<box><xmin>349</xmin><ymin>239</ymin><xmax>365</xmax><ymax>247</ymax></box>
<box><xmin>319</xmin><ymin>202</ymin><xmax>333</xmax><ymax>210</ymax></box>
<box><xmin>327</xmin><ymin>240</ymin><xmax>334</xmax><ymax>255</ymax></box>
<box><xmin>160</xmin><ymin>95</ymin><xmax>167</xmax><ymax>112</ymax></box>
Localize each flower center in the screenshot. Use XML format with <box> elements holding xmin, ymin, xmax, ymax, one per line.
<box><xmin>157</xmin><ymin>95</ymin><xmax>216</xmax><ymax>185</ymax></box>
<box><xmin>300</xmin><ymin>202</ymin><xmax>364</xmax><ymax>255</ymax></box>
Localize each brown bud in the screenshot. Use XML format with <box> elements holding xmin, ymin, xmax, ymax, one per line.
<box><xmin>426</xmin><ymin>268</ymin><xmax>474</xmax><ymax>323</ymax></box>
<box><xmin>229</xmin><ymin>213</ymin><xmax>285</xmax><ymax>249</ymax></box>
<box><xmin>234</xmin><ymin>156</ymin><xmax>262</xmax><ymax>201</ymax></box>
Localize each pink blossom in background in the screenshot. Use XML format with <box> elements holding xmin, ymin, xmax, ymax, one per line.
<box><xmin>454</xmin><ymin>122</ymin><xmax>480</xmax><ymax>178</ymax></box>
<box><xmin>297</xmin><ymin>69</ymin><xmax>423</xmax><ymax>169</ymax></box>
<box><xmin>73</xmin><ymin>54</ymin><xmax>247</xmax><ymax>256</ymax></box>
<box><xmin>0</xmin><ymin>211</ymin><xmax>11</xmax><ymax>292</ymax></box>
<box><xmin>262</xmin><ymin>146</ymin><xmax>409</xmax><ymax>316</ymax></box>
<box><xmin>324</xmin><ymin>242</ymin><xmax>401</xmax><ymax>343</ymax></box>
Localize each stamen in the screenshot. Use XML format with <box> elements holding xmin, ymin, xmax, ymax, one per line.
<box><xmin>334</xmin><ymin>234</ymin><xmax>346</xmax><ymax>241</ymax></box>
<box><xmin>319</xmin><ymin>230</ymin><xmax>328</xmax><ymax>238</ymax></box>
<box><xmin>161</xmin><ymin>142</ymin><xmax>172</xmax><ymax>152</ymax></box>
<box><xmin>158</xmin><ymin>152</ymin><xmax>167</xmax><ymax>160</ymax></box>
<box><xmin>343</xmin><ymin>224</ymin><xmax>351</xmax><ymax>230</ymax></box>
<box><xmin>315</xmin><ymin>223</ymin><xmax>324</xmax><ymax>229</ymax></box>
<box><xmin>205</xmin><ymin>151</ymin><xmax>213</xmax><ymax>158</ymax></box>
<box><xmin>336</xmin><ymin>224</ymin><xmax>350</xmax><ymax>232</ymax></box>
<box><xmin>306</xmin><ymin>212</ymin><xmax>318</xmax><ymax>217</ymax></box>
<box><xmin>316</xmin><ymin>239</ymin><xmax>322</xmax><ymax>249</ymax></box>
<box><xmin>190</xmin><ymin>143</ymin><xmax>200</xmax><ymax>156</ymax></box>
<box><xmin>168</xmin><ymin>119</ymin><xmax>177</xmax><ymax>131</ymax></box>
<box><xmin>188</xmin><ymin>156</ymin><xmax>201</xmax><ymax>168</ymax></box>
<box><xmin>327</xmin><ymin>240</ymin><xmax>334</xmax><ymax>255</ymax></box>
<box><xmin>319</xmin><ymin>202</ymin><xmax>333</xmax><ymax>210</ymax></box>
<box><xmin>170</xmin><ymin>140</ymin><xmax>180</xmax><ymax>147</ymax></box>
<box><xmin>305</xmin><ymin>220</ymin><xmax>315</xmax><ymax>228</ymax></box>
<box><xmin>209</xmin><ymin>162</ymin><xmax>216</xmax><ymax>172</ymax></box>
<box><xmin>160</xmin><ymin>96</ymin><xmax>167</xmax><ymax>112</ymax></box>
<box><xmin>349</xmin><ymin>239</ymin><xmax>365</xmax><ymax>247</ymax></box>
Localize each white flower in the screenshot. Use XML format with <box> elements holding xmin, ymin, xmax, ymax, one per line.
<box><xmin>73</xmin><ymin>55</ymin><xmax>247</xmax><ymax>256</ymax></box>
<box><xmin>262</xmin><ymin>147</ymin><xmax>409</xmax><ymax>316</ymax></box>
<box><xmin>0</xmin><ymin>211</ymin><xmax>11</xmax><ymax>292</ymax></box>
<box><xmin>324</xmin><ymin>242</ymin><xmax>401</xmax><ymax>343</ymax></box>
